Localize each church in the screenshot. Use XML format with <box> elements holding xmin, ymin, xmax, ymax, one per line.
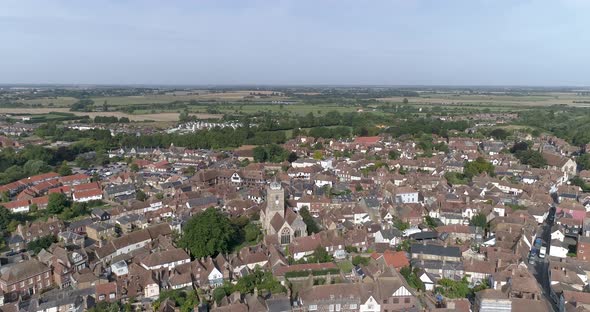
<box><xmin>260</xmin><ymin>182</ymin><xmax>307</xmax><ymax>245</ymax></box>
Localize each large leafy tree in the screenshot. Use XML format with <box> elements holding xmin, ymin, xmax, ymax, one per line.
<box><xmin>179</xmin><ymin>208</ymin><xmax>236</xmax><ymax>258</ymax></box>
<box><xmin>47</xmin><ymin>193</ymin><xmax>70</xmax><ymax>214</ymax></box>
<box><xmin>464</xmin><ymin>157</ymin><xmax>494</xmax><ymax>178</ymax></box>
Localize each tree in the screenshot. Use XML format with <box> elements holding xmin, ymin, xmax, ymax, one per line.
<box><xmin>136</xmin><ymin>189</ymin><xmax>148</xmax><ymax>201</ymax></box>
<box><xmin>1</xmin><ymin>191</ymin><xmax>9</xmax><ymax>202</ymax></box>
<box><xmin>0</xmin><ymin>206</ymin><xmax>13</xmax><ymax>233</ymax></box>
<box><xmin>578</xmin><ymin>154</ymin><xmax>590</xmax><ymax>171</ymax></box>
<box><xmin>311</xmin><ymin>245</ymin><xmax>333</xmax><ymax>263</ymax></box>
<box><xmin>58</xmin><ymin>161</ymin><xmax>72</xmax><ymax>176</ymax></box>
<box><xmin>299</xmin><ymin>207</ymin><xmax>320</xmax><ymax>234</ymax></box>
<box><xmin>400</xmin><ymin>266</ymin><xmax>425</xmax><ymax>291</ymax></box>
<box><xmin>464</xmin><ymin>157</ymin><xmax>494</xmax><ymax>178</ymax></box>
<box><xmin>130</xmin><ymin>163</ymin><xmax>139</xmax><ymax>173</ymax></box>
<box><xmin>244</xmin><ymin>223</ymin><xmax>261</xmax><ymax>243</ymax></box>
<box><xmin>287</xmin><ymin>152</ymin><xmax>298</xmax><ymax>163</ymax></box>
<box><xmin>403</xmin><ymin>98</ymin><xmax>409</xmax><ymax>104</ymax></box>
<box><xmin>27</xmin><ymin>235</ymin><xmax>57</xmax><ymax>254</ymax></box>
<box><xmin>470</xmin><ymin>213</ymin><xmax>488</xmax><ymax>229</ymax></box>
<box><xmin>182</xmin><ymin>166</ymin><xmax>196</xmax><ymax>176</ymax></box>
<box><xmin>489</xmin><ymin>128</ymin><xmax>509</xmax><ymax>140</ymax></box>
<box><xmin>179</xmin><ymin>208</ymin><xmax>236</xmax><ymax>258</ymax></box>
<box><xmin>47</xmin><ymin>193</ymin><xmax>69</xmax><ymax>214</ymax></box>
<box><xmin>253</xmin><ymin>146</ymin><xmax>268</xmax><ymax>163</ymax></box>
<box><xmin>388</xmin><ymin>150</ymin><xmax>400</xmax><ymax>160</ymax></box>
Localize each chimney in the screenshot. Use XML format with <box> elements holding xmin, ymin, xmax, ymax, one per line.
<box><xmin>497</xmin><ymin>259</ymin><xmax>502</xmax><ymax>268</ymax></box>
<box><xmin>509</xmin><ymin>227</ymin><xmax>512</xmax><ymax>234</ymax></box>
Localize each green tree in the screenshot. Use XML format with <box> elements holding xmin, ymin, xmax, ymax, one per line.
<box><xmin>464</xmin><ymin>157</ymin><xmax>494</xmax><ymax>178</ymax></box>
<box><xmin>47</xmin><ymin>193</ymin><xmax>69</xmax><ymax>214</ymax></box>
<box><xmin>288</xmin><ymin>152</ymin><xmax>298</xmax><ymax>163</ymax></box>
<box><xmin>311</xmin><ymin>246</ymin><xmax>333</xmax><ymax>263</ymax></box>
<box><xmin>244</xmin><ymin>223</ymin><xmax>261</xmax><ymax>243</ymax></box>
<box><xmin>489</xmin><ymin>128</ymin><xmax>509</xmax><ymax>140</ymax></box>
<box><xmin>179</xmin><ymin>208</ymin><xmax>236</xmax><ymax>258</ymax></box>
<box><xmin>58</xmin><ymin>161</ymin><xmax>72</xmax><ymax>176</ymax></box>
<box><xmin>470</xmin><ymin>213</ymin><xmax>488</xmax><ymax>229</ymax></box>
<box><xmin>182</xmin><ymin>166</ymin><xmax>196</xmax><ymax>176</ymax></box>
<box><xmin>253</xmin><ymin>146</ymin><xmax>268</xmax><ymax>163</ymax></box>
<box><xmin>130</xmin><ymin>163</ymin><xmax>139</xmax><ymax>173</ymax></box>
<box><xmin>578</xmin><ymin>154</ymin><xmax>590</xmax><ymax>171</ymax></box>
<box><xmin>400</xmin><ymin>266</ymin><xmax>425</xmax><ymax>291</ymax></box>
<box><xmin>299</xmin><ymin>207</ymin><xmax>320</xmax><ymax>234</ymax></box>
<box><xmin>388</xmin><ymin>150</ymin><xmax>400</xmax><ymax>160</ymax></box>
<box><xmin>136</xmin><ymin>190</ymin><xmax>148</xmax><ymax>201</ymax></box>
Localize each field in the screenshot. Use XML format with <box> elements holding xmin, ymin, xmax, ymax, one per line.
<box><xmin>377</xmin><ymin>92</ymin><xmax>590</xmax><ymax>107</ymax></box>
<box><xmin>4</xmin><ymin>90</ymin><xmax>590</xmax><ymax>123</ymax></box>
<box><xmin>0</xmin><ymin>108</ymin><xmax>221</xmax><ymax>122</ymax></box>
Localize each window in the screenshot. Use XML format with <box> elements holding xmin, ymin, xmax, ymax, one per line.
<box><xmin>393</xmin><ymin>298</ymin><xmax>399</xmax><ymax>304</ymax></box>
<box><xmin>404</xmin><ymin>298</ymin><xmax>411</xmax><ymax>304</ymax></box>
<box><xmin>335</xmin><ymin>304</ymin><xmax>341</xmax><ymax>311</ymax></box>
<box><xmin>309</xmin><ymin>305</ymin><xmax>318</xmax><ymax>311</ymax></box>
<box><xmin>383</xmin><ymin>299</ymin><xmax>388</xmax><ymax>304</ymax></box>
<box><xmin>20</xmin><ymin>281</ymin><xmax>24</xmax><ymax>287</ymax></box>
<box><xmin>280</xmin><ymin>228</ymin><xmax>291</xmax><ymax>245</ymax></box>
<box><xmin>329</xmin><ymin>304</ymin><xmax>334</xmax><ymax>312</ymax></box>
<box><xmin>349</xmin><ymin>304</ymin><xmax>357</xmax><ymax>310</ymax></box>
<box><xmin>37</xmin><ymin>276</ymin><xmax>41</xmax><ymax>281</ymax></box>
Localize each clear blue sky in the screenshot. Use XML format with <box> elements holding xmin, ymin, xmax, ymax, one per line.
<box><xmin>1</xmin><ymin>0</ymin><xmax>589</xmax><ymax>86</ymax></box>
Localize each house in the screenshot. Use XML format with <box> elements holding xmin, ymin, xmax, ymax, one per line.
<box><xmin>543</xmin><ymin>152</ymin><xmax>577</xmax><ymax>177</ymax></box>
<box><xmin>549</xmin><ymin>239</ymin><xmax>569</xmax><ymax>258</ymax></box>
<box><xmin>86</xmin><ymin>222</ymin><xmax>116</xmax><ymax>241</ymax></box>
<box><xmin>91</xmin><ymin>208</ymin><xmax>110</xmax><ymax>221</ymax></box>
<box><xmin>393</xmin><ymin>187</ymin><xmax>420</xmax><ymax>204</ymax></box>
<box><xmin>73</xmin><ymin>188</ymin><xmax>103</xmax><ymax>202</ymax></box>
<box><xmin>297</xmin><ymin>274</ymin><xmax>416</xmax><ymax>312</ymax></box>
<box><xmin>373</xmin><ymin>228</ymin><xmax>402</xmax><ymax>247</ymax></box>
<box><xmin>410</xmin><ymin>243</ymin><xmax>462</xmax><ymax>262</ymax></box>
<box><xmin>140</xmin><ymin>248</ymin><xmax>190</xmax><ymax>271</ymax></box>
<box><xmin>59</xmin><ymin>173</ymin><xmax>91</xmax><ymax>186</ymax></box>
<box><xmin>104</xmin><ymin>183</ymin><xmax>136</xmax><ymax>199</ymax></box>
<box><xmin>96</xmin><ymin>281</ymin><xmax>118</xmax><ymax>302</ymax></box>
<box><xmin>577</xmin><ymin>236</ymin><xmax>590</xmax><ymax>261</ymax></box>
<box><xmin>95</xmin><ymin>224</ymin><xmax>172</xmax><ymax>262</ymax></box>
<box><xmin>3</xmin><ymin>199</ymin><xmax>31</xmax><ymax>213</ymax></box>
<box><xmin>0</xmin><ymin>259</ymin><xmax>53</xmax><ymax>297</ymax></box>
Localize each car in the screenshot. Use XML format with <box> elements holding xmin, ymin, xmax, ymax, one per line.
<box><xmin>539</xmin><ymin>246</ymin><xmax>547</xmax><ymax>258</ymax></box>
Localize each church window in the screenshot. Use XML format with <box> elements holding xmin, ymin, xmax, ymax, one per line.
<box><xmin>281</xmin><ymin>228</ymin><xmax>291</xmax><ymax>244</ymax></box>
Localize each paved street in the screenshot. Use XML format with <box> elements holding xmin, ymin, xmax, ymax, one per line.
<box><xmin>528</xmin><ymin>207</ymin><xmax>557</xmax><ymax>312</ymax></box>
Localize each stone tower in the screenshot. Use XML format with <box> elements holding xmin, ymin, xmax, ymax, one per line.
<box><xmin>264</xmin><ymin>182</ymin><xmax>285</xmax><ymax>231</ymax></box>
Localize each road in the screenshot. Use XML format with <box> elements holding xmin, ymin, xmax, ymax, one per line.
<box><xmin>527</xmin><ymin>206</ymin><xmax>557</xmax><ymax>311</ymax></box>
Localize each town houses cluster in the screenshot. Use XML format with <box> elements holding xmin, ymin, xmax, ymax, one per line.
<box><xmin>2</xmin><ymin>129</ymin><xmax>590</xmax><ymax>312</ymax></box>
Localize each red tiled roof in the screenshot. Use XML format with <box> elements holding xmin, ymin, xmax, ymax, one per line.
<box><xmin>74</xmin><ymin>188</ymin><xmax>103</xmax><ymax>199</ymax></box>
<box><xmin>59</xmin><ymin>174</ymin><xmax>90</xmax><ymax>183</ymax></box>
<box><xmin>73</xmin><ymin>182</ymin><xmax>101</xmax><ymax>192</ymax></box>
<box><xmin>353</xmin><ymin>136</ymin><xmax>380</xmax><ymax>145</ymax></box>
<box><xmin>3</xmin><ymin>199</ymin><xmax>30</xmax><ymax>209</ymax></box>
<box><xmin>382</xmin><ymin>250</ymin><xmax>409</xmax><ymax>269</ymax></box>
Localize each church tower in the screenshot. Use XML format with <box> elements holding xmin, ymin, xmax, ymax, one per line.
<box><xmin>263</xmin><ymin>182</ymin><xmax>285</xmax><ymax>232</ymax></box>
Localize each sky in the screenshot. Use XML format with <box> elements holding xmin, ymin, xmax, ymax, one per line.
<box><xmin>1</xmin><ymin>0</ymin><xmax>589</xmax><ymax>86</ymax></box>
